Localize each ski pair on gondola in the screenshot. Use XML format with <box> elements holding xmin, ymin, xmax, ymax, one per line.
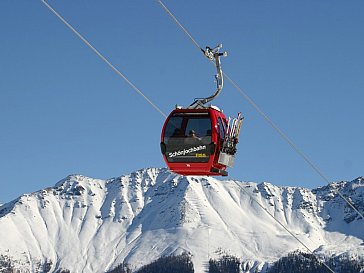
<box><xmin>160</xmin><ymin>45</ymin><xmax>244</xmax><ymax>176</ymax></box>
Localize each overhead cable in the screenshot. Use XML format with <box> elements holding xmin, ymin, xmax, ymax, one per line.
<box><xmin>41</xmin><ymin>0</ymin><xmax>167</xmax><ymax>118</ymax></box>
<box><xmin>233</xmin><ymin>181</ymin><xmax>334</xmax><ymax>273</ymax></box>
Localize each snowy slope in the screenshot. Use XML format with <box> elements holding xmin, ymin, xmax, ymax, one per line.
<box><xmin>0</xmin><ymin>168</ymin><xmax>363</xmax><ymax>273</ymax></box>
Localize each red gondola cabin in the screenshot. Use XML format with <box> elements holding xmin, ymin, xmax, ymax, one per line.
<box><xmin>160</xmin><ymin>106</ymin><xmax>231</xmax><ymax>176</ymax></box>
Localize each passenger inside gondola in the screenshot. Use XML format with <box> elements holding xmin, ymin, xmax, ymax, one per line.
<box><xmin>184</xmin><ymin>129</ymin><xmax>202</xmax><ymax>144</ymax></box>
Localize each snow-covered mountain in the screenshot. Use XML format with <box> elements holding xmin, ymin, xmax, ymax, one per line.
<box><xmin>0</xmin><ymin>168</ymin><xmax>363</xmax><ymax>273</ymax></box>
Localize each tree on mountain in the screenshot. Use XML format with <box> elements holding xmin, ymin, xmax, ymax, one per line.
<box><xmin>106</xmin><ymin>262</ymin><xmax>132</xmax><ymax>273</ymax></box>
<box><xmin>267</xmin><ymin>251</ymin><xmax>331</xmax><ymax>273</ymax></box>
<box><xmin>136</xmin><ymin>253</ymin><xmax>194</xmax><ymax>273</ymax></box>
<box><xmin>55</xmin><ymin>269</ymin><xmax>71</xmax><ymax>273</ymax></box>
<box><xmin>0</xmin><ymin>254</ymin><xmax>14</xmax><ymax>273</ymax></box>
<box><xmin>327</xmin><ymin>253</ymin><xmax>364</xmax><ymax>273</ymax></box>
<box><xmin>267</xmin><ymin>251</ymin><xmax>364</xmax><ymax>273</ymax></box>
<box><xmin>208</xmin><ymin>255</ymin><xmax>240</xmax><ymax>273</ymax></box>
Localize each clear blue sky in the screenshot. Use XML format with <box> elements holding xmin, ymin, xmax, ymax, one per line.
<box><xmin>0</xmin><ymin>0</ymin><xmax>363</xmax><ymax>203</ymax></box>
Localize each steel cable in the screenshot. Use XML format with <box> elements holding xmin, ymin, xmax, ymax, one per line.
<box><xmin>41</xmin><ymin>0</ymin><xmax>167</xmax><ymax>118</ymax></box>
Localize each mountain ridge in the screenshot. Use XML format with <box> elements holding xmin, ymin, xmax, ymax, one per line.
<box><xmin>0</xmin><ymin>168</ymin><xmax>363</xmax><ymax>273</ymax></box>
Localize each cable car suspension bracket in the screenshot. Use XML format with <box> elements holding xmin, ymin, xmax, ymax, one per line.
<box><xmin>189</xmin><ymin>44</ymin><xmax>227</xmax><ymax>109</ymax></box>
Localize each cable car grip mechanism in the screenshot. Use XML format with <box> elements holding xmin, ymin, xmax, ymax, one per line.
<box><xmin>189</xmin><ymin>44</ymin><xmax>227</xmax><ymax>109</ymax></box>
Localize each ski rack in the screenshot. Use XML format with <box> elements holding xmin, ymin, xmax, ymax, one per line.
<box><xmin>218</xmin><ymin>112</ymin><xmax>244</xmax><ymax>167</ymax></box>
<box><xmin>188</xmin><ymin>44</ymin><xmax>227</xmax><ymax>109</ymax></box>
